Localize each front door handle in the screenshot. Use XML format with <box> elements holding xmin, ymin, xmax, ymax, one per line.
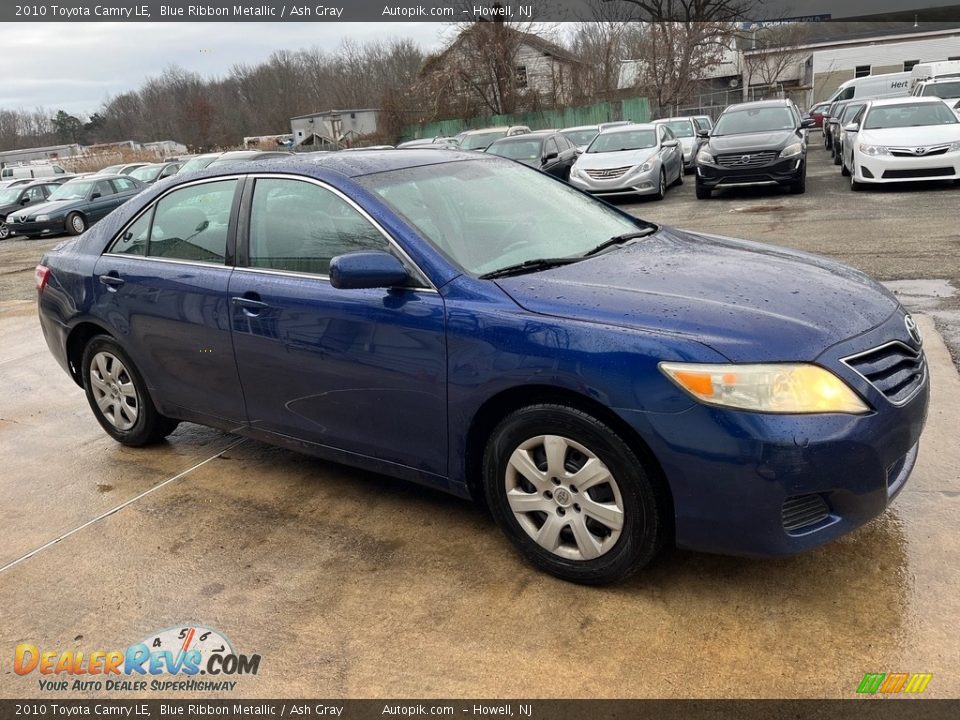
<box><xmin>231</xmin><ymin>295</ymin><xmax>269</xmax><ymax>317</ymax></box>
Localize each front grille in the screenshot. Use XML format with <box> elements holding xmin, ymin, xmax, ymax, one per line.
<box><xmin>843</xmin><ymin>341</ymin><xmax>926</xmax><ymax>404</ymax></box>
<box><xmin>782</xmin><ymin>494</ymin><xmax>830</xmax><ymax>533</ymax></box>
<box><xmin>889</xmin><ymin>145</ymin><xmax>949</xmax><ymax>157</ymax></box>
<box><xmin>718</xmin><ymin>175</ymin><xmax>771</xmax><ymax>184</ymax></box>
<box><xmin>716</xmin><ymin>151</ymin><xmax>779</xmax><ymax>167</ymax></box>
<box><xmin>584</xmin><ymin>166</ymin><xmax>632</xmax><ymax>180</ymax></box>
<box><xmin>882</xmin><ymin>167</ymin><xmax>954</xmax><ymax>179</ymax></box>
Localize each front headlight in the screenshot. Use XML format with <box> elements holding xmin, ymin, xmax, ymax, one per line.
<box><xmin>858</xmin><ymin>144</ymin><xmax>890</xmax><ymax>156</ymax></box>
<box><xmin>637</xmin><ymin>162</ymin><xmax>653</xmax><ymax>173</ymax></box>
<box><xmin>948</xmin><ymin>141</ymin><xmax>960</xmax><ymax>152</ymax></box>
<box><xmin>35</xmin><ymin>215</ymin><xmax>49</xmax><ymax>222</ymax></box>
<box><xmin>571</xmin><ymin>166</ymin><xmax>585</xmax><ymax>178</ymax></box>
<box><xmin>696</xmin><ymin>149</ymin><xmax>714</xmax><ymax>164</ymax></box>
<box><xmin>659</xmin><ymin>362</ymin><xmax>869</xmax><ymax>414</ymax></box>
<box><xmin>779</xmin><ymin>142</ymin><xmax>803</xmax><ymax>158</ymax></box>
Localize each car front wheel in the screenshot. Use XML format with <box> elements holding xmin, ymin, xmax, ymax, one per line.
<box><xmin>82</xmin><ymin>336</ymin><xmax>179</xmax><ymax>446</ymax></box>
<box><xmin>483</xmin><ymin>404</ymin><xmax>665</xmax><ymax>584</ymax></box>
<box><xmin>66</xmin><ymin>212</ymin><xmax>86</xmax><ymax>236</ymax></box>
<box><xmin>0</xmin><ymin>220</ymin><xmax>8</xmax><ymax>240</ymax></box>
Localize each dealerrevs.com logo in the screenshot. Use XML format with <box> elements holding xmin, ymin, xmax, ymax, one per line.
<box><xmin>14</xmin><ymin>625</ymin><xmax>261</xmax><ymax>693</ymax></box>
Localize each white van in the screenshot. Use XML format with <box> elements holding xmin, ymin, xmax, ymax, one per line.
<box><xmin>825</xmin><ymin>72</ymin><xmax>912</xmax><ymax>103</ymax></box>
<box><xmin>909</xmin><ymin>60</ymin><xmax>960</xmax><ymax>91</ymax></box>
<box><xmin>0</xmin><ymin>163</ymin><xmax>68</xmax><ymax>180</ymax></box>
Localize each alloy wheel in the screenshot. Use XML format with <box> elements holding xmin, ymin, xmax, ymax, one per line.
<box><xmin>505</xmin><ymin>434</ymin><xmax>624</xmax><ymax>561</ymax></box>
<box><xmin>71</xmin><ymin>215</ymin><xmax>86</xmax><ymax>234</ymax></box>
<box><xmin>0</xmin><ymin>222</ymin><xmax>8</xmax><ymax>240</ymax></box>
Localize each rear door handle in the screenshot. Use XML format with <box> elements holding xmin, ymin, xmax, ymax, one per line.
<box><xmin>231</xmin><ymin>295</ymin><xmax>269</xmax><ymax>317</ymax></box>
<box><xmin>99</xmin><ymin>273</ymin><xmax>125</xmax><ymax>291</ymax></box>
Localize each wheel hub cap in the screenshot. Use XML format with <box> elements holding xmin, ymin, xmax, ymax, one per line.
<box><xmin>505</xmin><ymin>434</ymin><xmax>625</xmax><ymax>562</ymax></box>
<box><xmin>89</xmin><ymin>351</ymin><xmax>139</xmax><ymax>431</ymax></box>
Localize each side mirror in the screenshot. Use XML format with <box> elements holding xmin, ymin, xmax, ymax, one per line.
<box><xmin>662</xmin><ymin>139</ymin><xmax>680</xmax><ymax>147</ymax></box>
<box><xmin>20</xmin><ymin>196</ymin><xmax>30</xmax><ymax>205</ymax></box>
<box><xmin>329</xmin><ymin>251</ymin><xmax>410</xmax><ymax>290</ymax></box>
<box><xmin>843</xmin><ymin>122</ymin><xmax>859</xmax><ymax>133</ymax></box>
<box><xmin>543</xmin><ymin>151</ymin><xmax>559</xmax><ymax>162</ymax></box>
<box><xmin>801</xmin><ymin>117</ymin><xmax>816</xmax><ymax>128</ymax></box>
<box><xmin>91</xmin><ymin>192</ymin><xmax>101</xmax><ymax>200</ymax></box>
<box><xmin>696</xmin><ymin>129</ymin><xmax>709</xmax><ymax>138</ymax></box>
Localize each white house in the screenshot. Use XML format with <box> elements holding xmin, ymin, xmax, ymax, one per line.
<box><xmin>290</xmin><ymin>109</ymin><xmax>380</xmax><ymax>148</ymax></box>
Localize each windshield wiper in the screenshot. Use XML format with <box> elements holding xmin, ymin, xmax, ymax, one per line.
<box><xmin>479</xmin><ymin>257</ymin><xmax>582</xmax><ymax>280</ymax></box>
<box><xmin>582</xmin><ymin>227</ymin><xmax>658</xmax><ymax>257</ymax></box>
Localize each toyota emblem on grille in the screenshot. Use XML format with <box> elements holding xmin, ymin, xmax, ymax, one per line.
<box><xmin>914</xmin><ymin>147</ymin><xmax>927</xmax><ymax>155</ymax></box>
<box><xmin>904</xmin><ymin>314</ymin><xmax>922</xmax><ymax>345</ymax></box>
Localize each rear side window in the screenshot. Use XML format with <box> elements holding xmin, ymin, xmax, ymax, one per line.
<box><xmin>109</xmin><ymin>180</ymin><xmax>236</xmax><ymax>263</ymax></box>
<box><xmin>248</xmin><ymin>178</ymin><xmax>388</xmax><ymax>276</ymax></box>
<box><xmin>94</xmin><ymin>180</ymin><xmax>114</xmax><ymax>198</ymax></box>
<box><xmin>111</xmin><ymin>177</ymin><xmax>138</xmax><ymax>192</ymax></box>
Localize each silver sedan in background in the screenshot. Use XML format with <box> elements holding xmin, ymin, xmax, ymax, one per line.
<box><xmin>569</xmin><ymin>123</ymin><xmax>684</xmax><ymax>200</ymax></box>
<box><xmin>653</xmin><ymin>116</ymin><xmax>702</xmax><ymax>172</ymax></box>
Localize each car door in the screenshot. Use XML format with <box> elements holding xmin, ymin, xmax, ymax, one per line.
<box><xmin>659</xmin><ymin>126</ymin><xmax>681</xmax><ymax>178</ymax></box>
<box><xmin>87</xmin><ymin>179</ymin><xmax>118</xmax><ymax>221</ymax></box>
<box><xmin>541</xmin><ymin>137</ymin><xmax>564</xmax><ymax>177</ymax></box>
<box><xmin>844</xmin><ymin>106</ymin><xmax>865</xmax><ymax>169</ymax></box>
<box><xmin>93</xmin><ymin>177</ymin><xmax>247</xmax><ymax>424</ymax></box>
<box><xmin>110</xmin><ymin>177</ymin><xmax>144</xmax><ymax>208</ymax></box>
<box><xmin>22</xmin><ymin>185</ymin><xmax>48</xmax><ymax>208</ymax></box>
<box><xmin>228</xmin><ymin>175</ymin><xmax>448</xmax><ymax>476</ymax></box>
<box><xmin>554</xmin><ymin>135</ymin><xmax>578</xmax><ymax>177</ymax></box>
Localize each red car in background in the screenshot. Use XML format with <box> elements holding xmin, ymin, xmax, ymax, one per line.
<box><xmin>807</xmin><ymin>101</ymin><xmax>831</xmax><ymax>128</ymax></box>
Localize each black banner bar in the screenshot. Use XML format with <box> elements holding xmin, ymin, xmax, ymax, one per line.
<box><xmin>3</xmin><ymin>0</ymin><xmax>960</xmax><ymax>23</ymax></box>
<box><xmin>1</xmin><ymin>700</ymin><xmax>960</xmax><ymax>720</ymax></box>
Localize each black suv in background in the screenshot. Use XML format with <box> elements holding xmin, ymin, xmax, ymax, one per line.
<box><xmin>694</xmin><ymin>99</ymin><xmax>814</xmax><ymax>199</ymax></box>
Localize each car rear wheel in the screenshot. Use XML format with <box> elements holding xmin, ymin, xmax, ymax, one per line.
<box><xmin>675</xmin><ymin>165</ymin><xmax>684</xmax><ymax>185</ymax></box>
<box><xmin>66</xmin><ymin>212</ymin><xmax>86</xmax><ymax>236</ymax></box>
<box><xmin>695</xmin><ymin>181</ymin><xmax>712</xmax><ymax>199</ymax></box>
<box><xmin>833</xmin><ymin>147</ymin><xmax>842</xmax><ymax>165</ymax></box>
<box><xmin>82</xmin><ymin>336</ymin><xmax>179</xmax><ymax>446</ymax></box>
<box><xmin>483</xmin><ymin>404</ymin><xmax>665</xmax><ymax>584</ymax></box>
<box><xmin>0</xmin><ymin>221</ymin><xmax>8</xmax><ymax>240</ymax></box>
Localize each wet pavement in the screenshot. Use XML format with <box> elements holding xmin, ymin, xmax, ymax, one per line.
<box><xmin>0</xmin><ymin>302</ymin><xmax>958</xmax><ymax>698</ymax></box>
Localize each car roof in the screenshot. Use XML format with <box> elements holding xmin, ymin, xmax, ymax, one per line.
<box><xmin>192</xmin><ymin>149</ymin><xmax>485</xmax><ymax>179</ymax></box>
<box><xmin>725</xmin><ymin>99</ymin><xmax>795</xmax><ymax>111</ymax></box>
<box><xmin>560</xmin><ymin>125</ymin><xmax>598</xmax><ymax>132</ymax></box>
<box><xmin>462</xmin><ymin>127</ymin><xmax>513</xmax><ymax>135</ymax></box>
<box><xmin>491</xmin><ymin>134</ymin><xmax>546</xmax><ymax>143</ymax></box>
<box><xmin>867</xmin><ymin>96</ymin><xmax>949</xmax><ymax>107</ymax></box>
<box><xmin>602</xmin><ymin>123</ymin><xmax>657</xmax><ymax>133</ymax></box>
<box><xmin>653</xmin><ymin>116</ymin><xmax>696</xmax><ymax>122</ymax></box>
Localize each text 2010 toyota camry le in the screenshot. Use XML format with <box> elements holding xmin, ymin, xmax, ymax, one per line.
<box><xmin>36</xmin><ymin>151</ymin><xmax>928</xmax><ymax>584</ymax></box>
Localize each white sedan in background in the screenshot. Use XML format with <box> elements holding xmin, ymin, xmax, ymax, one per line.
<box><xmin>841</xmin><ymin>97</ymin><xmax>960</xmax><ymax>190</ymax></box>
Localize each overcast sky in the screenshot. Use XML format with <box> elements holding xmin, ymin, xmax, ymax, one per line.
<box><xmin>0</xmin><ymin>23</ymin><xmax>448</xmax><ymax>117</ymax></box>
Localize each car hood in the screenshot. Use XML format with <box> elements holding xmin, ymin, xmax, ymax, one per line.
<box><xmin>494</xmin><ymin>227</ymin><xmax>898</xmax><ymax>362</ymax></box>
<box><xmin>860</xmin><ymin>124</ymin><xmax>960</xmax><ymax>145</ymax></box>
<box><xmin>708</xmin><ymin>130</ymin><xmax>796</xmax><ymax>153</ymax></box>
<box><xmin>577</xmin><ymin>148</ymin><xmax>657</xmax><ymax>169</ymax></box>
<box><xmin>11</xmin><ymin>198</ymin><xmax>76</xmax><ymax>219</ymax></box>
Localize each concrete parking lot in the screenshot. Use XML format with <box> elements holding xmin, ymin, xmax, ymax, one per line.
<box><xmin>1</xmin><ymin>143</ymin><xmax>959</xmax><ymax>699</ymax></box>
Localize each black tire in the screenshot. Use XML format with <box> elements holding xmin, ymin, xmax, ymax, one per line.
<box><xmin>653</xmin><ymin>168</ymin><xmax>666</xmax><ymax>200</ymax></box>
<box><xmin>483</xmin><ymin>404</ymin><xmax>665</xmax><ymax>585</ymax></box>
<box><xmin>850</xmin><ymin>171</ymin><xmax>865</xmax><ymax>192</ymax></box>
<box><xmin>81</xmin><ymin>336</ymin><xmax>179</xmax><ymax>446</ymax></box>
<box><xmin>840</xmin><ymin>156</ymin><xmax>850</xmax><ymax>177</ymax></box>
<box><xmin>0</xmin><ymin>220</ymin><xmax>9</xmax><ymax>241</ymax></box>
<box><xmin>66</xmin><ymin>212</ymin><xmax>86</xmax><ymax>236</ymax></box>
<box><xmin>833</xmin><ymin>146</ymin><xmax>842</xmax><ymax>165</ymax></box>
<box><xmin>695</xmin><ymin>182</ymin><xmax>712</xmax><ymax>200</ymax></box>
<box><xmin>789</xmin><ymin>172</ymin><xmax>806</xmax><ymax>194</ymax></box>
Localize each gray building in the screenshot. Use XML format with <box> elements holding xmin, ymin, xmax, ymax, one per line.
<box><xmin>290</xmin><ymin>109</ymin><xmax>380</xmax><ymax>148</ymax></box>
<box><xmin>0</xmin><ymin>143</ymin><xmax>83</xmax><ymax>166</ymax></box>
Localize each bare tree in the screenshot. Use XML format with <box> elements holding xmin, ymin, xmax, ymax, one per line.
<box><xmin>739</xmin><ymin>22</ymin><xmax>813</xmax><ymax>97</ymax></box>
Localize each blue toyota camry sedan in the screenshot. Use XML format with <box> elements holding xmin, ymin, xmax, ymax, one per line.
<box><xmin>36</xmin><ymin>151</ymin><xmax>928</xmax><ymax>584</ymax></box>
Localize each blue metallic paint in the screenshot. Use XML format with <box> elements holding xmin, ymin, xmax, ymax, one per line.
<box><xmin>37</xmin><ymin>152</ymin><xmax>929</xmax><ymax>557</ymax></box>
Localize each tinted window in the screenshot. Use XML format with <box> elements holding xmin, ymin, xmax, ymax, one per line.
<box><xmin>53</xmin><ymin>166</ymin><xmax>65</xmax><ymax>174</ymax></box>
<box><xmin>110</xmin><ymin>209</ymin><xmax>152</xmax><ymax>257</ymax></box>
<box><xmin>560</xmin><ymin>129</ymin><xmax>598</xmax><ymax>146</ymax></box>
<box><xmin>694</xmin><ymin>117</ymin><xmax>711</xmax><ymax>131</ymax></box>
<box><xmin>487</xmin><ymin>139</ymin><xmax>543</xmax><ymax>161</ymax></box>
<box><xmin>25</xmin><ymin>186</ymin><xmax>47</xmax><ymax>202</ymax></box>
<box><xmin>713</xmin><ymin>107</ymin><xmax>796</xmax><ymax>135</ymax></box>
<box><xmin>94</xmin><ymin>180</ymin><xmax>115</xmax><ymax>198</ymax></box>
<box><xmin>147</xmin><ymin>180</ymin><xmax>236</xmax><ymax>263</ymax></box>
<box><xmin>921</xmin><ymin>81</ymin><xmax>960</xmax><ymax>98</ymax></box>
<box><xmin>545</xmin><ymin>137</ymin><xmax>559</xmax><ymax>156</ymax></box>
<box><xmin>112</xmin><ymin>177</ymin><xmax>139</xmax><ymax>192</ymax></box>
<box><xmin>248</xmin><ymin>178</ymin><xmax>388</xmax><ymax>276</ymax></box>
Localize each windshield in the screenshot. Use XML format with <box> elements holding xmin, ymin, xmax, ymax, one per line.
<box><xmin>486</xmin><ymin>139</ymin><xmax>543</xmax><ymax>162</ymax></box>
<box><xmin>840</xmin><ymin>104</ymin><xmax>865</xmax><ymax>122</ymax></box>
<box><xmin>49</xmin><ymin>180</ymin><xmax>93</xmax><ymax>201</ymax></box>
<box><xmin>864</xmin><ymin>102</ymin><xmax>958</xmax><ymax>129</ymax></box>
<box><xmin>587</xmin><ymin>129</ymin><xmax>656</xmax><ymax>153</ymax></box>
<box><xmin>713</xmin><ymin>107</ymin><xmax>796</xmax><ymax>135</ymax></box>
<box><xmin>561</xmin><ymin>129</ymin><xmax>598</xmax><ymax>146</ymax></box>
<box><xmin>921</xmin><ymin>81</ymin><xmax>960</xmax><ymax>99</ymax></box>
<box><xmin>180</xmin><ymin>155</ymin><xmax>218</xmax><ymax>172</ymax></box>
<box><xmin>461</xmin><ymin>131</ymin><xmax>506</xmax><ymax>150</ymax></box>
<box><xmin>358</xmin><ymin>159</ymin><xmax>643</xmax><ymax>276</ymax></box>
<box><xmin>659</xmin><ymin>120</ymin><xmax>694</xmax><ymax>137</ymax></box>
<box><xmin>0</xmin><ymin>188</ymin><xmax>23</xmax><ymax>204</ymax></box>
<box><xmin>130</xmin><ymin>165</ymin><xmax>163</xmax><ymax>182</ymax></box>
<box><xmin>98</xmin><ymin>165</ymin><xmax>123</xmax><ymax>175</ymax></box>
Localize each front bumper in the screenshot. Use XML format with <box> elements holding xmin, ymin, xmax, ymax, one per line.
<box><xmin>6</xmin><ymin>218</ymin><xmax>65</xmax><ymax>238</ymax></box>
<box><xmin>696</xmin><ymin>156</ymin><xmax>804</xmax><ymax>189</ymax></box>
<box><xmin>854</xmin><ymin>148</ymin><xmax>960</xmax><ymax>183</ymax></box>
<box><xmin>621</xmin><ymin>313</ymin><xmax>929</xmax><ymax>557</ymax></box>
<box><xmin>569</xmin><ymin>166</ymin><xmax>660</xmax><ymax>196</ymax></box>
